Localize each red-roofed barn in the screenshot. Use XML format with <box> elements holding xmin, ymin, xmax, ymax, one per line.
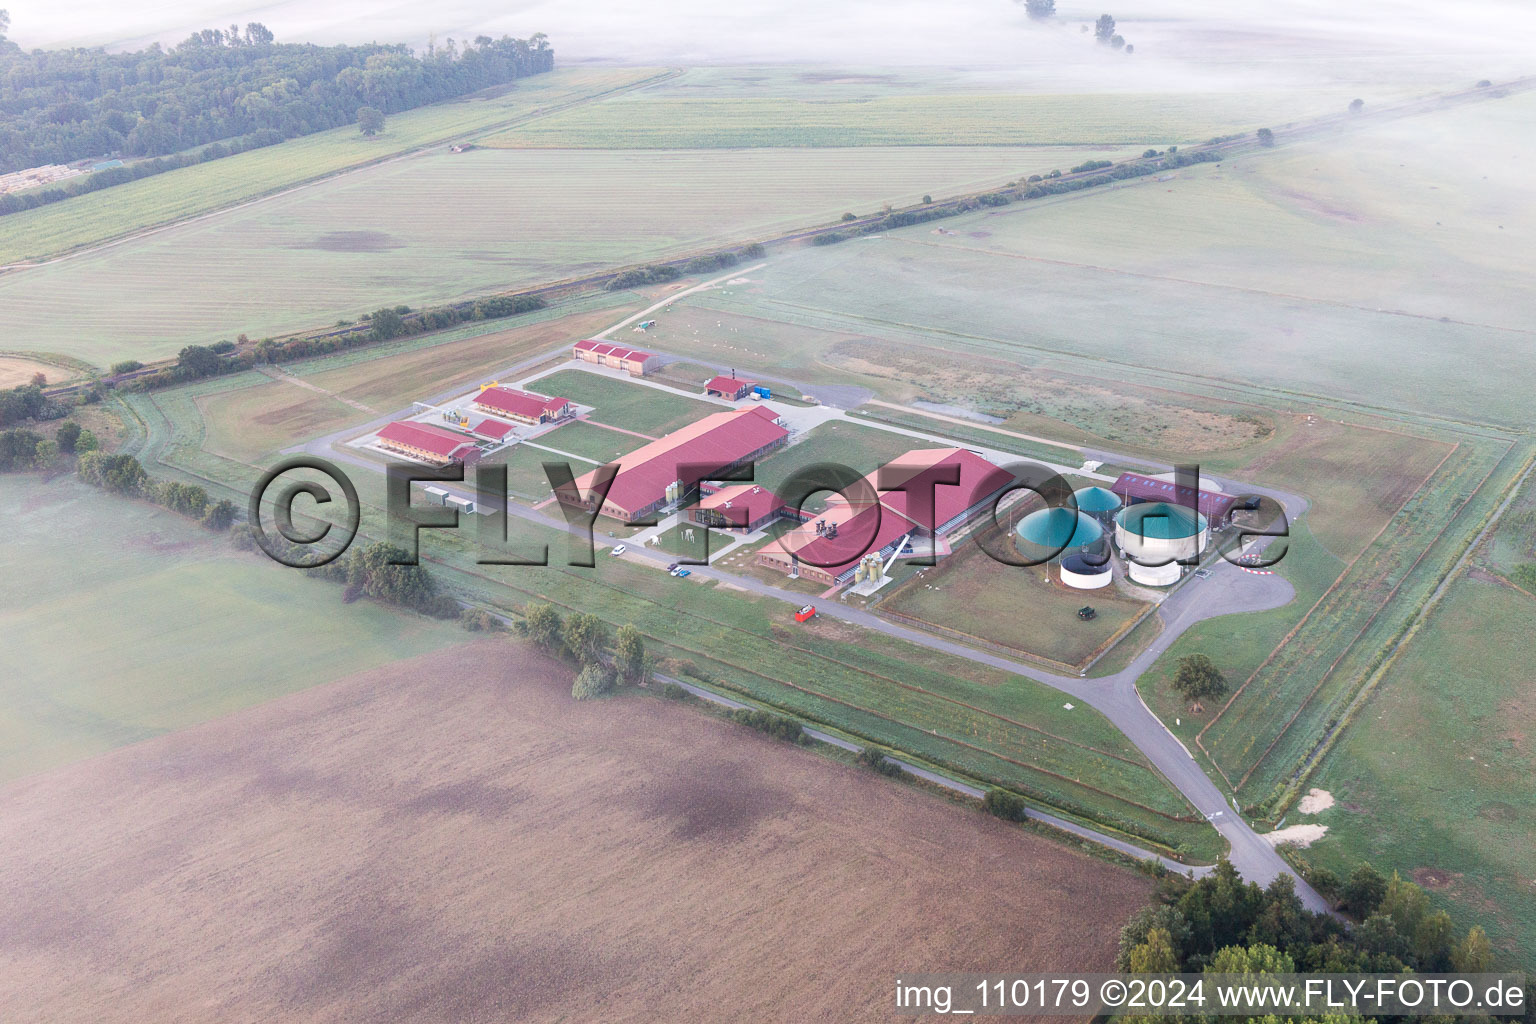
<box><xmin>556</xmin><ymin>406</ymin><xmax>788</xmax><ymax>523</ymax></box>
<box><xmin>704</xmin><ymin>375</ymin><xmax>757</xmax><ymax>401</ymax></box>
<box><xmin>376</xmin><ymin>421</ymin><xmax>479</xmax><ymax>465</ymax></box>
<box><xmin>470</xmin><ymin>387</ymin><xmax>573</xmax><ymax>425</ymax></box>
<box><xmin>572</xmin><ymin>340</ymin><xmax>656</xmax><ymax>377</ymax></box>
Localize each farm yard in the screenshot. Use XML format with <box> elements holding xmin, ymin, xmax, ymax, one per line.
<box><xmin>0</xmin><ymin>641</ymin><xmax>1152</xmax><ymax>1022</ymax></box>
<box><xmin>880</xmin><ymin>528</ymin><xmax>1151</xmax><ymax>670</ymax></box>
<box><xmin>0</xmin><ymin>476</ymin><xmax>464</xmax><ymax>783</ymax></box>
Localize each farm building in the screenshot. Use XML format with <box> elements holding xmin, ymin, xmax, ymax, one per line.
<box><xmin>1114</xmin><ymin>502</ymin><xmax>1209</xmax><ymax>587</ymax></box>
<box><xmin>688</xmin><ymin>484</ymin><xmax>789</xmax><ymax>532</ymax></box>
<box><xmin>557</xmin><ymin>406</ymin><xmax>789</xmax><ymax>523</ymax></box>
<box><xmin>1109</xmin><ymin>471</ymin><xmax>1240</xmax><ymax>524</ymax></box>
<box><xmin>471</xmin><ymin>386</ymin><xmax>573</xmax><ymax>425</ymax></box>
<box><xmin>572</xmin><ymin>339</ymin><xmax>656</xmax><ymax>376</ymax></box>
<box><xmin>757</xmin><ymin>448</ymin><xmax>1012</xmax><ymax>587</ymax></box>
<box><xmin>376</xmin><ymin>421</ymin><xmax>479</xmax><ymax>465</ymax></box>
<box><xmin>470</xmin><ymin>419</ymin><xmax>516</xmax><ymax>443</ymax></box>
<box><xmin>704</xmin><ymin>374</ymin><xmax>757</xmax><ymax>401</ymax></box>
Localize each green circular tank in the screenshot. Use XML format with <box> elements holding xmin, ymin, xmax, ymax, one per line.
<box><xmin>1014</xmin><ymin>506</ymin><xmax>1104</xmax><ymax>563</ymax></box>
<box><xmin>1073</xmin><ymin>485</ymin><xmax>1123</xmax><ymax>516</ymax></box>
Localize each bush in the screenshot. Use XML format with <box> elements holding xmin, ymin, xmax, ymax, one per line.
<box><xmin>461</xmin><ymin>608</ymin><xmax>505</xmax><ymax>632</ymax></box>
<box><xmin>811</xmin><ymin>231</ymin><xmax>848</xmax><ymax>246</ymax></box>
<box><xmin>856</xmin><ymin>746</ymin><xmax>903</xmax><ymax>777</ymax></box>
<box><xmin>1070</xmin><ymin>159</ymin><xmax>1114</xmax><ymax>174</ymax></box>
<box><xmin>840</xmin><ymin>211</ymin><xmax>857</xmax><ymax>221</ymax></box>
<box><xmin>982</xmin><ymin>788</ymin><xmax>1029</xmax><ymax>822</ymax></box>
<box><xmin>110</xmin><ymin>360</ymin><xmax>144</xmax><ymax>375</ymax></box>
<box><xmin>729</xmin><ymin>709</ymin><xmax>806</xmax><ymax>744</ymax></box>
<box><xmin>659</xmin><ymin>682</ymin><xmax>695</xmax><ymax>701</ymax></box>
<box><xmin>572</xmin><ymin>663</ymin><xmax>616</xmax><ymax>700</ymax></box>
<box><xmin>921</xmin><ymin>194</ymin><xmax>932</xmax><ymax>204</ymax></box>
<box><xmin>738</xmin><ymin>242</ymin><xmax>766</xmax><ymax>259</ymax></box>
<box><xmin>0</xmin><ymin>428</ymin><xmax>42</xmax><ymax>471</ymax></box>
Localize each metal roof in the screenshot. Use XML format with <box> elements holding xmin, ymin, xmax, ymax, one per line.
<box><xmin>1110</xmin><ymin>472</ymin><xmax>1237</xmax><ymax>521</ymax></box>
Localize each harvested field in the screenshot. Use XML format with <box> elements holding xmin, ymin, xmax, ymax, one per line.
<box><xmin>0</xmin><ymin>641</ymin><xmax>1151</xmax><ymax>1023</ymax></box>
<box><xmin>0</xmin><ymin>355</ymin><xmax>71</xmax><ymax>389</ymax></box>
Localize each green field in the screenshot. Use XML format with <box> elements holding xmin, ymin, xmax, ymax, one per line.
<box><xmin>0</xmin><ymin>475</ymin><xmax>465</xmax><ymax>782</ymax></box>
<box><xmin>0</xmin><ymin>68</ymin><xmax>670</xmax><ymax>266</ymax></box>
<box><xmin>1301</xmin><ymin>573</ymin><xmax>1536</xmax><ymax>970</ymax></box>
<box><xmin>483</xmin><ymin>90</ymin><xmax>1358</xmax><ymax>150</ymax></box>
<box><xmin>0</xmin><ymin>145</ymin><xmax>1135</xmax><ymax>367</ymax></box>
<box><xmin>530</xmin><ymin>368</ymin><xmax>720</xmax><ymax>436</ymax></box>
<box><xmin>527</xmin><ymin>419</ymin><xmax>648</xmax><ymax>465</ymax></box>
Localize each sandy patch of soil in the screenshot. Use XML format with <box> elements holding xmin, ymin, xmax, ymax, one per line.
<box><xmin>1297</xmin><ymin>788</ymin><xmax>1335</xmax><ymax>814</ymax></box>
<box><xmin>1261</xmin><ymin>823</ymin><xmax>1329</xmax><ymax>848</ymax></box>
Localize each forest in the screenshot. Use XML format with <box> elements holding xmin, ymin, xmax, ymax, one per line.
<box><xmin>0</xmin><ymin>17</ymin><xmax>552</xmax><ymax>183</ymax></box>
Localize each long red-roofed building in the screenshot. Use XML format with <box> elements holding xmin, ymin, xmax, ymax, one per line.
<box><xmin>470</xmin><ymin>387</ymin><xmax>573</xmax><ymax>425</ymax></box>
<box><xmin>556</xmin><ymin>406</ymin><xmax>789</xmax><ymax>522</ymax></box>
<box><xmin>376</xmin><ymin>421</ymin><xmax>480</xmax><ymax>465</ymax></box>
<box><xmin>572</xmin><ymin>339</ymin><xmax>656</xmax><ymax>376</ymax></box>
<box><xmin>1109</xmin><ymin>471</ymin><xmax>1243</xmax><ymax>522</ymax></box>
<box><xmin>757</xmin><ymin>448</ymin><xmax>1013</xmax><ymax>586</ymax></box>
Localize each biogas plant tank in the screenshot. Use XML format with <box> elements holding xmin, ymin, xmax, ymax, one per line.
<box><xmin>1114</xmin><ymin>502</ymin><xmax>1208</xmax><ymax>587</ymax></box>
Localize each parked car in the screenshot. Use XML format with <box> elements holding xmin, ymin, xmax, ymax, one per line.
<box><xmin>673</xmin><ymin>569</ymin><xmax>691</xmax><ymax>578</ymax></box>
<box><xmin>610</xmin><ymin>544</ymin><xmax>627</xmax><ymax>556</ymax></box>
<box><xmin>667</xmin><ymin>563</ymin><xmax>679</xmax><ymax>572</ymax></box>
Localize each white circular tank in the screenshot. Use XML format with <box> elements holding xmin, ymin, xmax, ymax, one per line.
<box><xmin>1115</xmin><ymin>502</ymin><xmax>1208</xmax><ymax>586</ymax></box>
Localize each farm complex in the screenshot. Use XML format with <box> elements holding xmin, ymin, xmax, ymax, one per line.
<box><xmin>6</xmin><ymin>13</ymin><xmax>1535</xmax><ymax>1011</ymax></box>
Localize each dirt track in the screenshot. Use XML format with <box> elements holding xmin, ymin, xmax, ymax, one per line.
<box><xmin>0</xmin><ymin>641</ymin><xmax>1149</xmax><ymax>1023</ymax></box>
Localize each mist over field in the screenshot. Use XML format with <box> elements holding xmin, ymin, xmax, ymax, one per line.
<box><xmin>5</xmin><ymin>0</ymin><xmax>1532</xmax><ymax>89</ymax></box>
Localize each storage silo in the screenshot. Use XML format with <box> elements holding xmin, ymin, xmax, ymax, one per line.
<box><xmin>1013</xmin><ymin>506</ymin><xmax>1104</xmax><ymax>567</ymax></box>
<box><xmin>1073</xmin><ymin>485</ymin><xmax>1122</xmax><ymax>528</ymax></box>
<box><xmin>1114</xmin><ymin>502</ymin><xmax>1208</xmax><ymax>586</ymax></box>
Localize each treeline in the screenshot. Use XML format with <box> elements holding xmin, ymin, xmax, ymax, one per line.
<box><xmin>1120</xmin><ymin>861</ymin><xmax>1497</xmax><ymax>980</ymax></box>
<box><xmin>0</xmin><ymin>22</ymin><xmax>553</xmax><ymax>207</ymax></box>
<box><xmin>71</xmin><ymin>450</ymin><xmax>239</xmax><ymax>530</ymax></box>
<box><xmin>812</xmin><ymin>147</ymin><xmax>1224</xmax><ymax>248</ymax></box>
<box><xmin>0</xmin><ymin>417</ymin><xmax>98</xmax><ymax>470</ymax></box>
<box><xmin>118</xmin><ymin>292</ymin><xmax>549</xmax><ymax>391</ymax></box>
<box><xmin>605</xmin><ymin>243</ymin><xmax>764</xmax><ymax>291</ymax></box>
<box><xmin>305</xmin><ymin>542</ymin><xmax>461</xmax><ymax>618</ymax></box>
<box><xmin>518</xmin><ymin>601</ymin><xmax>651</xmax><ymax>699</ymax></box>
